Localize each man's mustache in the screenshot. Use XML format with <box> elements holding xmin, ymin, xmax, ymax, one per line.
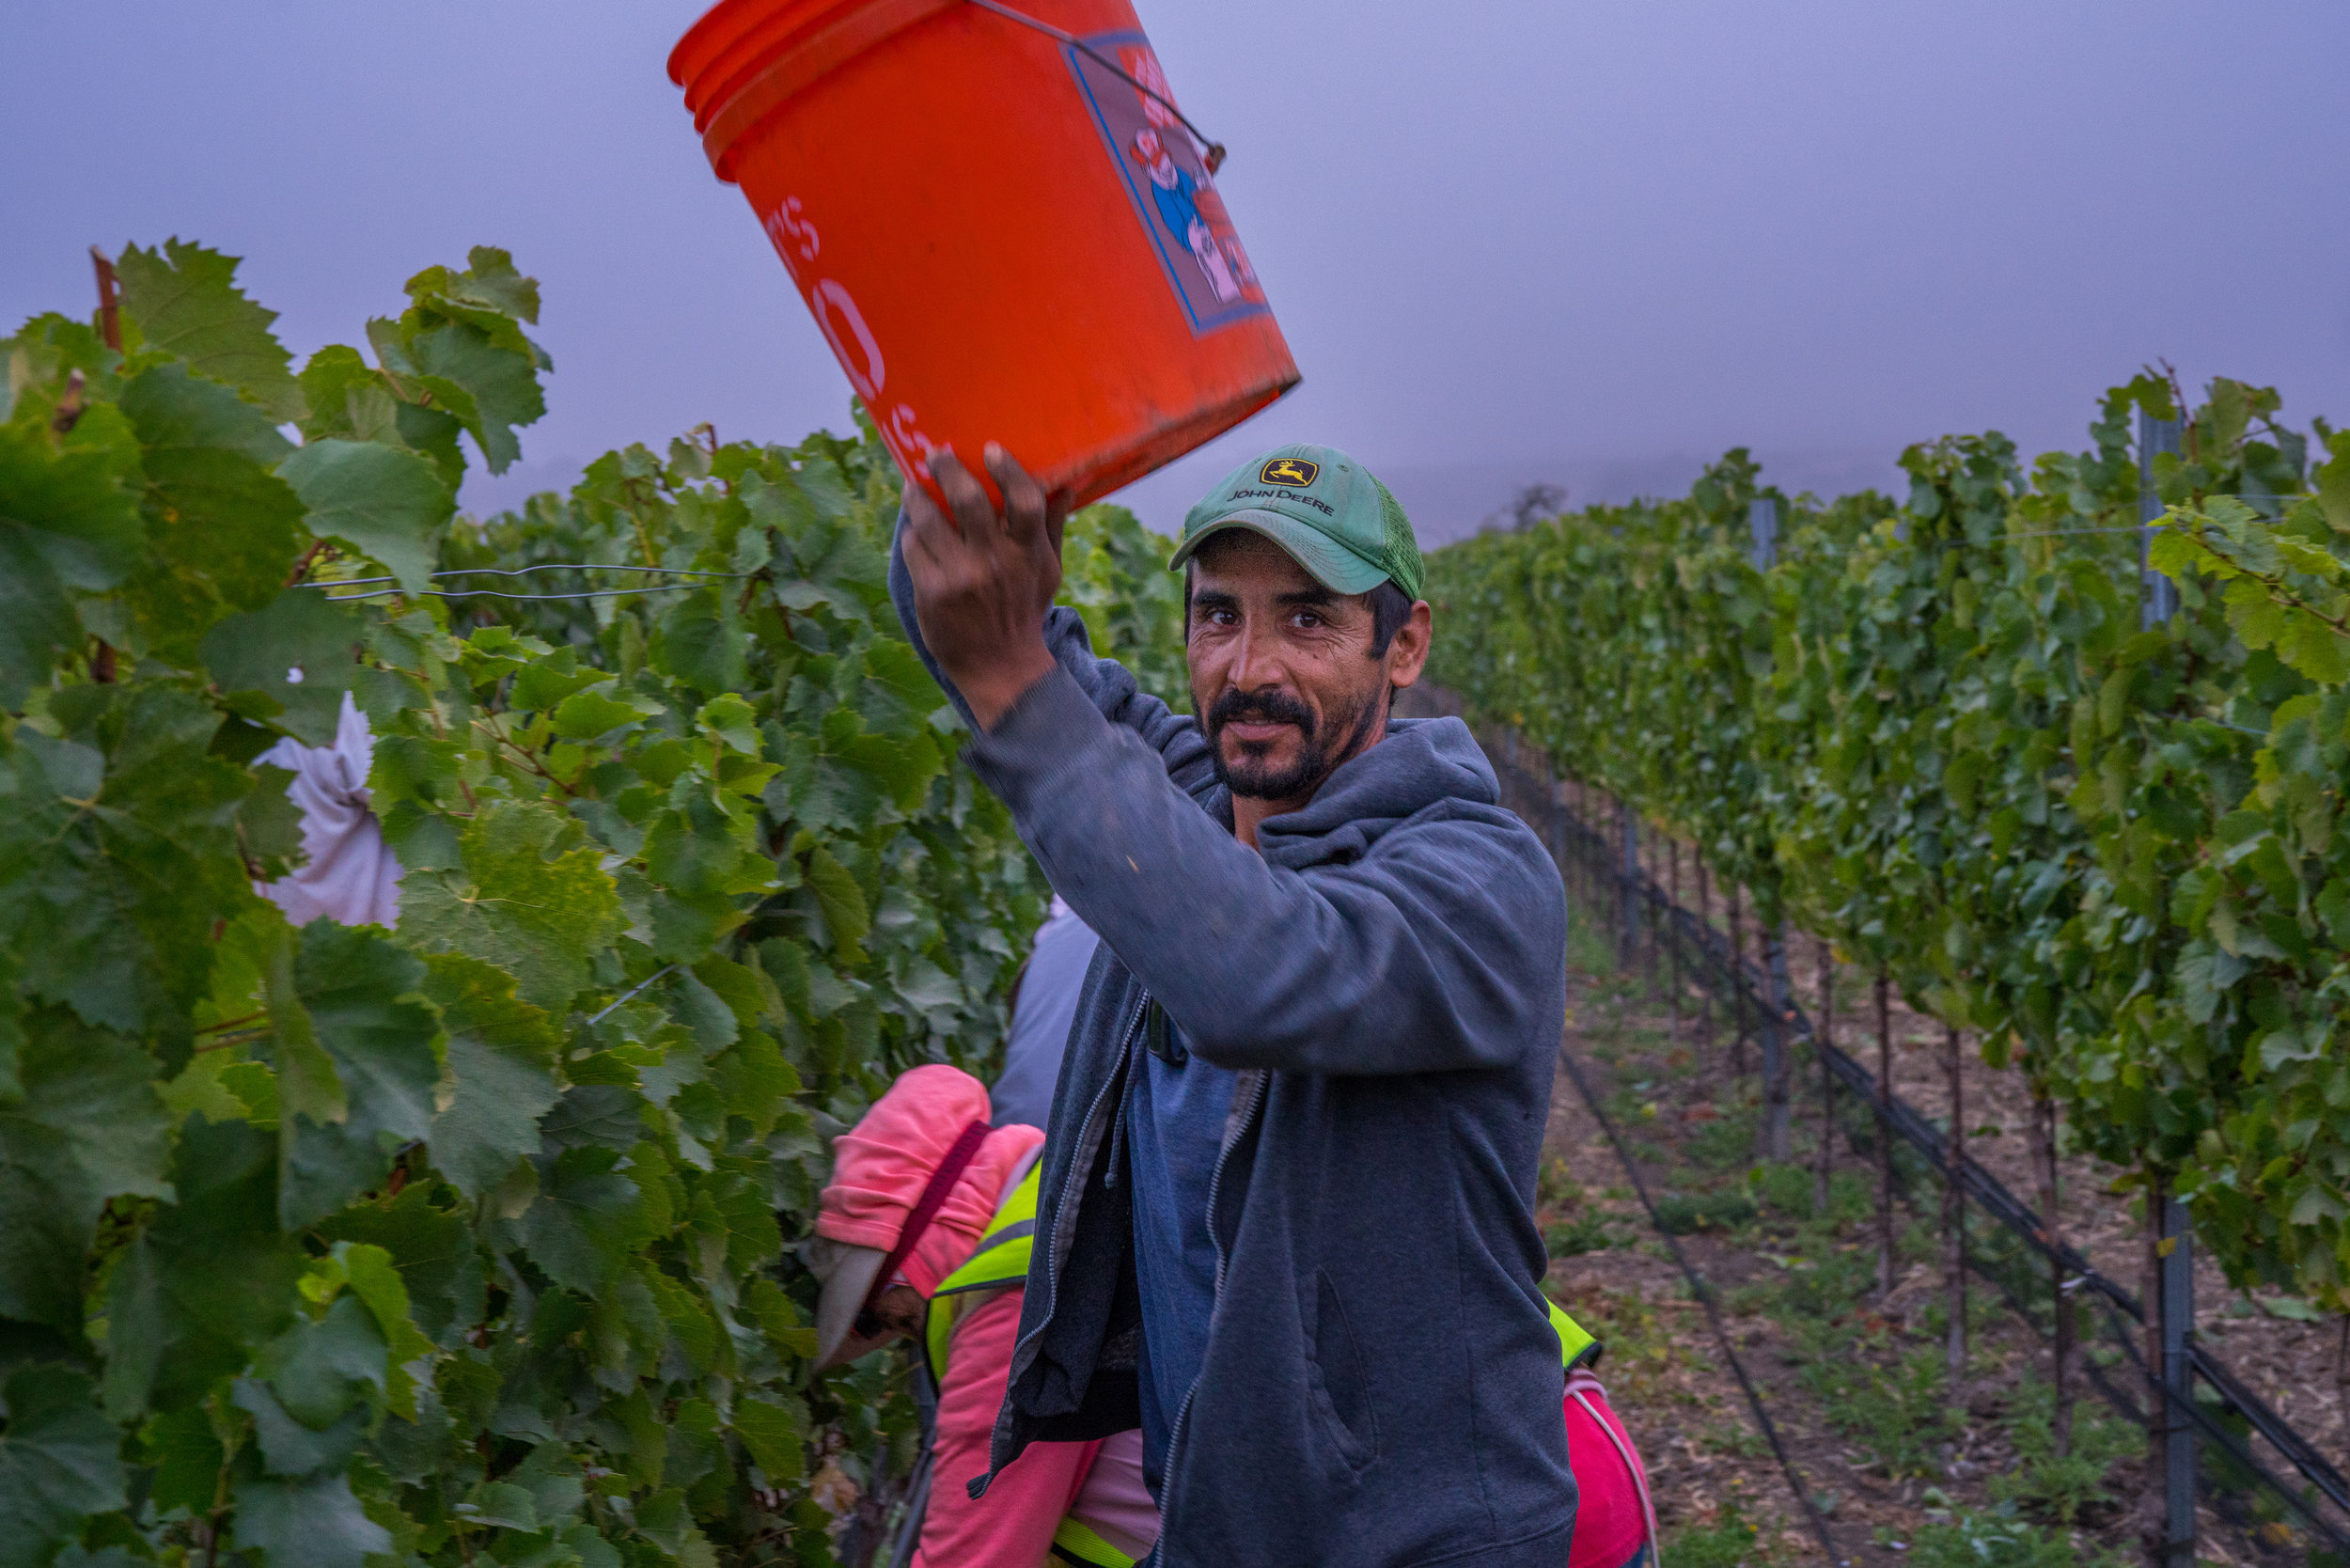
<box><xmin>1206</xmin><ymin>687</ymin><xmax>1316</xmax><ymax>740</ymax></box>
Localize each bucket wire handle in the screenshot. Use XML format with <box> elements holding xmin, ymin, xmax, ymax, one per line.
<box><xmin>964</xmin><ymin>0</ymin><xmax>1227</xmax><ymax>172</ymax></box>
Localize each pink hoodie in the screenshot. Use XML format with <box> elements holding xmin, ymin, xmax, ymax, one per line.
<box><xmin>816</xmin><ymin>1064</ymin><xmax>1042</xmax><ymax>1297</ymax></box>
<box><xmin>817</xmin><ymin>1067</ymin><xmax>1157</xmax><ymax>1568</ymax></box>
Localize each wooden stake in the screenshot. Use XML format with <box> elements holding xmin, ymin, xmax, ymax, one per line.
<box><xmin>1694</xmin><ymin>858</ymin><xmax>1714</xmax><ymax>1042</ymax></box>
<box><xmin>1875</xmin><ymin>970</ymin><xmax>1895</xmax><ymax>1298</ymax></box>
<box><xmin>1945</xmin><ymin>1022</ymin><xmax>1967</xmax><ymax>1389</ymax></box>
<box><xmin>2335</xmin><ymin>1316</ymin><xmax>2349</xmax><ymax>1479</ymax></box>
<box><xmin>90</xmin><ymin>246</ymin><xmax>121</xmax><ymax>353</ymax></box>
<box><xmin>1666</xmin><ymin>839</ymin><xmax>1684</xmax><ymax>1035</ymax></box>
<box><xmin>1815</xmin><ymin>936</ymin><xmax>1835</xmax><ymax>1215</ymax></box>
<box><xmin>2145</xmin><ymin>1178</ymin><xmax>2168</xmax><ymax>1531</ymax></box>
<box><xmin>1728</xmin><ymin>883</ymin><xmax>1747</xmax><ymax>1075</ymax></box>
<box><xmin>2029</xmin><ymin>1086</ymin><xmax>2073</xmax><ymax>1458</ymax></box>
<box><xmin>86</xmin><ymin>247</ymin><xmax>122</xmax><ymax>684</ymax></box>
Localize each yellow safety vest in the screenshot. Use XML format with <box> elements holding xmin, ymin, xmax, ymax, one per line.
<box><xmin>925</xmin><ymin>1168</ymin><xmax>1141</xmax><ymax>1567</ymax></box>
<box><xmin>926</xmin><ymin>1163</ymin><xmax>1042</xmax><ymax>1381</ymax></box>
<box><xmin>925</xmin><ymin>1165</ymin><xmax>1599</xmax><ymax>1567</ymax></box>
<box><xmin>1549</xmin><ymin>1295</ymin><xmax>1601</xmax><ymax>1372</ymax></box>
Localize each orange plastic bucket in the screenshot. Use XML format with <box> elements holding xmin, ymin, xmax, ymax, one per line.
<box><xmin>668</xmin><ymin>0</ymin><xmax>1299</xmax><ymax>507</ymax></box>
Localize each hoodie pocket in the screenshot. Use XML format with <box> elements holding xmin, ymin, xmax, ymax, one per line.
<box><xmin>1305</xmin><ymin>1269</ymin><xmax>1378</xmax><ymax>1472</ymax></box>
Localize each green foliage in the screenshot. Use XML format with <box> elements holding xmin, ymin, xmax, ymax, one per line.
<box><xmin>0</xmin><ymin>241</ymin><xmax>1179</xmax><ymax>1563</ymax></box>
<box><xmin>1651</xmin><ymin>1190</ymin><xmax>1758</xmax><ymax>1234</ymax></box>
<box><xmin>1664</xmin><ymin>1498</ymin><xmax>1780</xmax><ymax>1568</ymax></box>
<box><xmin>1805</xmin><ymin>1341</ymin><xmax>1955</xmax><ymax>1479</ymax></box>
<box><xmin>1887</xmin><ymin>1497</ymin><xmax>2123</xmax><ymax>1568</ymax></box>
<box><xmin>1988</xmin><ymin>1375</ymin><xmax>2137</xmax><ymax>1526</ymax></box>
<box><xmin>1058</xmin><ymin>502</ymin><xmax>1189</xmax><ymax>709</ymax></box>
<box><xmin>1425</xmin><ymin>373</ymin><xmax>2350</xmax><ymax>1325</ymax></box>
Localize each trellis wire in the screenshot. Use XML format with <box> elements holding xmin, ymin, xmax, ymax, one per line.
<box><xmin>1490</xmin><ymin>745</ymin><xmax>2350</xmax><ymax>1560</ymax></box>
<box><xmin>302</xmin><ymin>560</ymin><xmax>756</xmax><ymax>602</ymax></box>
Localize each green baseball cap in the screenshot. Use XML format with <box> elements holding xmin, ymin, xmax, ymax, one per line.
<box><xmin>1171</xmin><ymin>443</ymin><xmax>1426</xmax><ymax>602</ymax></box>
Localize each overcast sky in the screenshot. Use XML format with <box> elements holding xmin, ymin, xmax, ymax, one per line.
<box><xmin>8</xmin><ymin>3</ymin><xmax>2346</xmax><ymax>542</ymax></box>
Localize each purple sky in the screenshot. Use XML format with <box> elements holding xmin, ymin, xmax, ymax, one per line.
<box><xmin>9</xmin><ymin>2</ymin><xmax>2346</xmax><ymax>544</ymax></box>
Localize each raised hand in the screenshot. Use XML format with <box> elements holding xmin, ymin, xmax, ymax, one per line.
<box><xmin>899</xmin><ymin>444</ymin><xmax>1073</xmax><ymax>730</ymax></box>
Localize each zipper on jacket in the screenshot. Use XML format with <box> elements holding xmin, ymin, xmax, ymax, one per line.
<box><xmin>1013</xmin><ymin>989</ymin><xmax>1148</xmax><ymax>1366</ymax></box>
<box><xmin>980</xmin><ymin>988</ymin><xmax>1150</xmax><ymax>1499</ymax></box>
<box><xmin>1155</xmin><ymin>1063</ymin><xmax>1270</xmax><ymax>1557</ymax></box>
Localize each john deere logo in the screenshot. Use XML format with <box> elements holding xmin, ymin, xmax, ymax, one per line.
<box><xmin>1259</xmin><ymin>458</ymin><xmax>1319</xmax><ymax>487</ymax></box>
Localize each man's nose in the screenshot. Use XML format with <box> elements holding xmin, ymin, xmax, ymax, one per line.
<box><xmin>1227</xmin><ymin>617</ymin><xmax>1287</xmax><ymax>691</ymax></box>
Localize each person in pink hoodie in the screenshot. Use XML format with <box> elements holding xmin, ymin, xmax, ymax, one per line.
<box><xmin>805</xmin><ymin>1064</ymin><xmax>1158</xmax><ymax>1568</ymax></box>
<box><xmin>803</xmin><ymin>1063</ymin><xmax>1658</xmax><ymax>1568</ymax></box>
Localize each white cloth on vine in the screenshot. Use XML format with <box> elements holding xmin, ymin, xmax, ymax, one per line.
<box><xmin>255</xmin><ymin>691</ymin><xmax>403</xmax><ymax>929</ymax></box>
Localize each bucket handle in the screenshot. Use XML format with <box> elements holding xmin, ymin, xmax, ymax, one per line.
<box><xmin>964</xmin><ymin>0</ymin><xmax>1228</xmax><ymax>173</ymax></box>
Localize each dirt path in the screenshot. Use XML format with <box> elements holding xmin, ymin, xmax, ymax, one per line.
<box><xmin>1389</xmin><ymin>686</ymin><xmax>2345</xmax><ymax>1564</ymax></box>
<box><xmin>1539</xmin><ymin>930</ymin><xmax>2302</xmax><ymax>1567</ymax></box>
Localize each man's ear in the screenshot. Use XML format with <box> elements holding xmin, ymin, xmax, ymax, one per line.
<box><xmin>1385</xmin><ymin>602</ymin><xmax>1434</xmax><ymax>690</ymax></box>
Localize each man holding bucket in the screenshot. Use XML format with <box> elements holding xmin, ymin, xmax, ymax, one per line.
<box><xmin>891</xmin><ymin>442</ymin><xmax>1573</xmax><ymax>1566</ymax></box>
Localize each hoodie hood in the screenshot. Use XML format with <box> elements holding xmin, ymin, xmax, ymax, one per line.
<box><xmin>1252</xmin><ymin>714</ymin><xmax>1499</xmax><ymax>872</ymax></box>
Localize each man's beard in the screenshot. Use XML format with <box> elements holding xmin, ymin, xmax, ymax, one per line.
<box><xmin>1203</xmin><ymin>683</ymin><xmax>1387</xmax><ymax>803</ymax></box>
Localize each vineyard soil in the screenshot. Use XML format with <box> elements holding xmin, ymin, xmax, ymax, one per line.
<box><xmin>1658</xmin><ymin>851</ymin><xmax>2350</xmax><ymax>1455</ymax></box>
<box><xmin>1540</xmin><ymin>933</ymin><xmax>2248</xmax><ymax>1565</ymax></box>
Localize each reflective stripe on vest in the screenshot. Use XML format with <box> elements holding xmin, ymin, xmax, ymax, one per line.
<box><xmin>924</xmin><ymin>1163</ymin><xmax>1042</xmax><ymax>1382</ymax></box>
<box><xmin>1049</xmin><ymin>1516</ymin><xmax>1138</xmax><ymax>1568</ymax></box>
<box><xmin>1550</xmin><ymin>1297</ymin><xmax>1601</xmax><ymax>1373</ymax></box>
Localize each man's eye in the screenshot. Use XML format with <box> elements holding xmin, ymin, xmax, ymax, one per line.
<box><xmin>1293</xmin><ymin>612</ymin><xmax>1322</xmax><ymax>629</ymax></box>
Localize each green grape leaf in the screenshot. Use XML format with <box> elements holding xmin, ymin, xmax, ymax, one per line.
<box><xmin>199</xmin><ymin>588</ymin><xmax>368</xmax><ymax>745</ymax></box>
<box><xmin>0</xmin><ymin>416</ymin><xmax>144</xmax><ymax>598</ymax></box>
<box><xmin>118</xmin><ymin>360</ymin><xmax>291</xmax><ymax>469</ymax></box>
<box><xmin>230</xmin><ymin>1376</ymin><xmax>366</xmax><ymax>1476</ymax></box>
<box><xmin>402</xmin><ymin>321</ymin><xmax>546</xmax><ymax>475</ymax></box>
<box><xmin>248</xmin><ymin>912</ymin><xmax>344</xmax><ymax>1130</ymax></box>
<box><xmin>112</xmin><ymin>240</ymin><xmax>303</xmax><ymax>419</ymax></box>
<box><xmin>117</xmin><ymin>363</ymin><xmax>304</xmax><ymax>646</ymax></box>
<box><xmin>0</xmin><ymin>1364</ymin><xmax>126</xmax><ymax>1568</ymax></box>
<box><xmin>256</xmin><ymin>1293</ymin><xmax>387</xmax><ymax>1428</ymax></box>
<box><xmin>0</xmin><ymin>687</ymin><xmax>249</xmax><ymax>1036</ymax></box>
<box><xmin>423</xmin><ymin>953</ymin><xmax>561</xmax><ymax>1202</ymax></box>
<box><xmin>805</xmin><ymin>845</ymin><xmax>870</xmax><ymax>964</ymax></box>
<box><xmin>0</xmin><ymin>1012</ymin><xmax>172</xmax><ymax>1327</ymax></box>
<box><xmin>696</xmin><ymin>693</ymin><xmax>760</xmax><ymax>754</ymax></box>
<box><xmin>508</xmin><ymin>657</ymin><xmax>607</xmax><ymax>712</ymax></box>
<box><xmin>102</xmin><ymin>1118</ymin><xmax>305</xmax><ymax>1419</ymax></box>
<box><xmin>0</xmin><ymin>522</ymin><xmax>82</xmax><ymax>709</ymax></box>
<box><xmin>297</xmin><ymin>1239</ymin><xmax>436</xmax><ymax>1419</ymax></box>
<box><xmin>276</xmin><ymin>438</ymin><xmax>453</xmax><ymax>596</ymax></box>
<box><xmin>552</xmin><ymin>685</ymin><xmax>662</xmax><ymax>742</ymax></box>
<box><xmin>399</xmin><ymin>800</ymin><xmax>623</xmax><ymax>1011</ymax></box>
<box><xmin>239</xmin><ymin>761</ymin><xmax>306</xmax><ymax>871</ymax></box>
<box><xmin>294</xmin><ymin>345</ymin><xmax>401</xmax><ymax>447</ymax></box>
<box><xmin>516</xmin><ymin>1146</ymin><xmax>641</xmax><ymax>1293</ymax></box>
<box><xmin>316</xmin><ymin>1184</ymin><xmax>484</xmax><ymax>1346</ymax></box>
<box><xmin>652</xmin><ymin>590</ymin><xmax>749</xmax><ymax>696</ymax></box>
<box><xmin>276</xmin><ymin>920</ymin><xmax>441</xmax><ymax>1230</ymax></box>
<box><xmin>634</xmin><ymin>1487</ymin><xmax>719</xmax><ymax>1568</ymax></box>
<box><xmin>414</xmin><ymin>246</ymin><xmax>542</xmax><ymax>328</ymax></box>
<box><xmin>733</xmin><ymin>1394</ymin><xmax>807</xmax><ymax>1483</ymax></box>
<box><xmin>229</xmin><ymin>1469</ymin><xmax>393</xmax><ymax>1568</ymax></box>
<box><xmin>144</xmin><ymin>1403</ymin><xmax>225</xmax><ymax>1516</ymax></box>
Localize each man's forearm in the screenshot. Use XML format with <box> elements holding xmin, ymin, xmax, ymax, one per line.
<box><xmin>889</xmin><ymin>512</ymin><xmax>1214</xmax><ymax>783</ymax></box>
<box><xmin>968</xmin><ymin>669</ymin><xmax>1565</xmax><ymax>1077</ymax></box>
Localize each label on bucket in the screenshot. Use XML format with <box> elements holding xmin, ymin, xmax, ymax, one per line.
<box><xmin>1069</xmin><ymin>35</ymin><xmax>1271</xmax><ymax>336</ymax></box>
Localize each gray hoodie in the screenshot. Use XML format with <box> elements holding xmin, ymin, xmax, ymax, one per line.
<box><xmin>890</xmin><ymin>526</ymin><xmax>1574</xmax><ymax>1566</ymax></box>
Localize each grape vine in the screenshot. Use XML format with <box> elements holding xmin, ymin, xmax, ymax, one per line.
<box><xmin>0</xmin><ymin>241</ymin><xmax>1182</xmax><ymax>1566</ymax></box>
<box><xmin>1426</xmin><ymin>375</ymin><xmax>2350</xmax><ymax>1343</ymax></box>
